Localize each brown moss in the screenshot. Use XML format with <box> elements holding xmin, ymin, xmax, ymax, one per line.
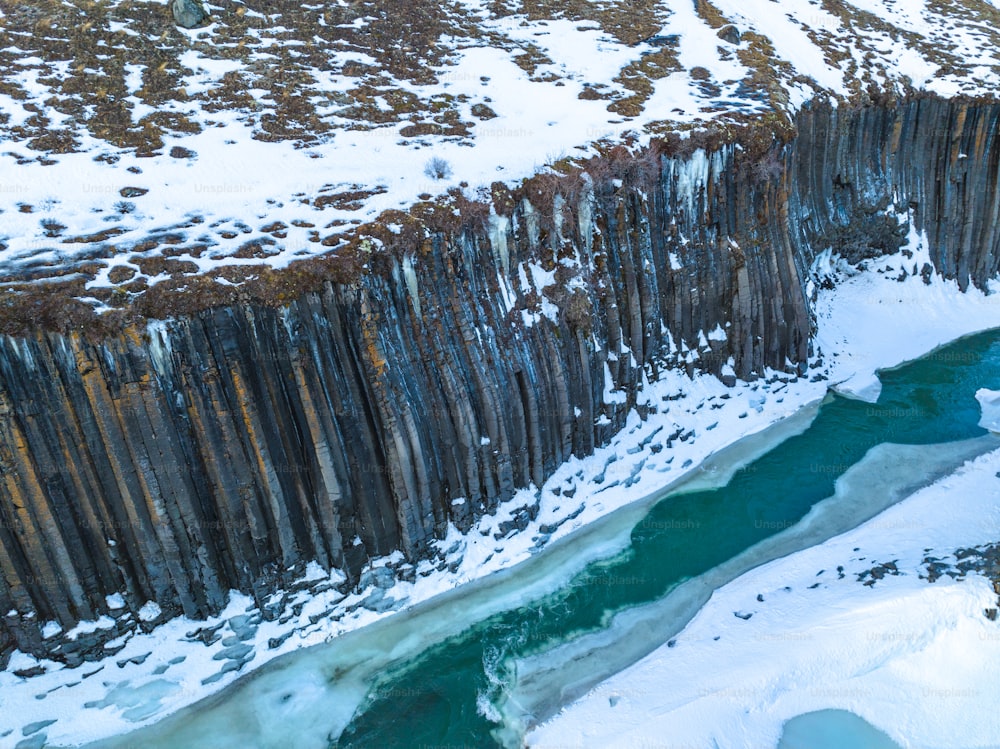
<box><xmin>107</xmin><ymin>266</ymin><xmax>137</xmax><ymax>284</ymax></box>
<box><xmin>519</xmin><ymin>0</ymin><xmax>667</xmax><ymax>46</ymax></box>
<box><xmin>605</xmin><ymin>45</ymin><xmax>684</xmax><ymax>118</ymax></box>
<box><xmin>693</xmin><ymin>0</ymin><xmax>729</xmax><ymax>29</ymax></box>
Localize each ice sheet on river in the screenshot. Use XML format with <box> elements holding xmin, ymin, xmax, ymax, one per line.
<box><xmin>503</xmin><ymin>436</ymin><xmax>1000</xmax><ymax>743</ymax></box>
<box><xmin>527</xmin><ymin>445</ymin><xmax>1000</xmax><ymax>749</ymax></box>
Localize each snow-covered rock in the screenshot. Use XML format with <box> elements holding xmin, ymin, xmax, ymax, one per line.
<box><xmin>976</xmin><ymin>388</ymin><xmax>1000</xmax><ymax>433</ymax></box>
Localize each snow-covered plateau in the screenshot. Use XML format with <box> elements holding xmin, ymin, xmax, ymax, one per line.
<box><xmin>1</xmin><ymin>0</ymin><xmax>1000</xmax><ymax>298</ymax></box>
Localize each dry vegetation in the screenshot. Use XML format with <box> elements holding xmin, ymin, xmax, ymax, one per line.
<box><xmin>0</xmin><ymin>104</ymin><xmax>805</xmax><ymax>339</ymax></box>
<box><xmin>2</xmin><ymin>0</ymin><xmax>1000</xmax><ymax>338</ymax></box>
<box><xmin>506</xmin><ymin>0</ymin><xmax>670</xmax><ymax>46</ymax></box>
<box><xmin>0</xmin><ymin>0</ymin><xmax>489</xmax><ymax>152</ymax></box>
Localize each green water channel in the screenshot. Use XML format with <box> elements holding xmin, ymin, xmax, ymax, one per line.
<box><xmin>337</xmin><ymin>330</ymin><xmax>1000</xmax><ymax>748</ymax></box>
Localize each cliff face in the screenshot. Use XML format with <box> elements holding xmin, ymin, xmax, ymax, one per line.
<box><xmin>1</xmin><ymin>96</ymin><xmax>999</xmax><ymax>665</ymax></box>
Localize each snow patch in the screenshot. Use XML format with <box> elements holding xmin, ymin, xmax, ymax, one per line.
<box><xmin>976</xmin><ymin>389</ymin><xmax>1000</xmax><ymax>433</ymax></box>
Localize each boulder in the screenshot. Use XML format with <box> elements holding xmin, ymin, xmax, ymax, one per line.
<box><xmin>171</xmin><ymin>0</ymin><xmax>208</xmax><ymax>29</ymax></box>
<box><xmin>717</xmin><ymin>25</ymin><xmax>741</xmax><ymax>44</ymax></box>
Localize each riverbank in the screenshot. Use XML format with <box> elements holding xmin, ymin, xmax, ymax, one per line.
<box><xmin>526</xmin><ymin>441</ymin><xmax>1000</xmax><ymax>749</ymax></box>
<box><xmin>4</xmin><ymin>231</ymin><xmax>1000</xmax><ymax>747</ymax></box>
<box><xmin>524</xmin><ymin>228</ymin><xmax>1000</xmax><ymax>749</ymax></box>
<box><xmin>496</xmin><ymin>435</ymin><xmax>1000</xmax><ymax>741</ymax></box>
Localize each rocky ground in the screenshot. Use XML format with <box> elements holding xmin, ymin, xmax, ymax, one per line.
<box><xmin>920</xmin><ymin>541</ymin><xmax>1000</xmax><ymax>618</ymax></box>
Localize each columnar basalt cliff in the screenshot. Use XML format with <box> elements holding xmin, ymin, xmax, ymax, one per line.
<box><xmin>2</xmin><ymin>96</ymin><xmax>999</xmax><ymax>666</ymax></box>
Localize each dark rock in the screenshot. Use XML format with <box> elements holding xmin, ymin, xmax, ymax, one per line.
<box><xmin>496</xmin><ymin>503</ymin><xmax>539</xmax><ymax>537</ymax></box>
<box><xmin>119</xmin><ymin>187</ymin><xmax>148</xmax><ymax>198</ymax></box>
<box><xmin>185</xmin><ymin>623</ymin><xmax>225</xmax><ymax>647</ymax></box>
<box><xmin>21</xmin><ymin>720</ymin><xmax>56</xmax><ymax>736</ymax></box>
<box><xmin>471</xmin><ymin>103</ymin><xmax>497</xmax><ymax>120</ymax></box>
<box><xmin>15</xmin><ymin>734</ymin><xmax>47</xmax><ymax>749</ymax></box>
<box><xmin>268</xmin><ymin>631</ymin><xmax>294</xmax><ymax>650</ymax></box>
<box><xmin>169</xmin><ymin>146</ymin><xmax>197</xmax><ymax>159</ymax></box>
<box><xmin>717</xmin><ymin>25</ymin><xmax>741</xmax><ymax>44</ymax></box>
<box><xmin>171</xmin><ymin>0</ymin><xmax>208</xmax><ymax>28</ymax></box>
<box><xmin>116</xmin><ymin>652</ymin><xmax>150</xmax><ymax>668</ymax></box>
<box><xmin>644</xmin><ymin>34</ymin><xmax>679</xmax><ymax>47</ymax></box>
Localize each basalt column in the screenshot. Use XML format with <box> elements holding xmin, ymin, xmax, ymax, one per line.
<box><xmin>2</xmin><ymin>97</ymin><xmax>1000</xmax><ymax>665</ymax></box>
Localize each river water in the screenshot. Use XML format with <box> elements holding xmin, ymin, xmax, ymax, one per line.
<box><xmin>338</xmin><ymin>330</ymin><xmax>1000</xmax><ymax>748</ymax></box>
<box><xmin>93</xmin><ymin>328</ymin><xmax>1000</xmax><ymax>749</ymax></box>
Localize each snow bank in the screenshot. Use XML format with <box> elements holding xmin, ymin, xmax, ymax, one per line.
<box><xmin>527</xmin><ymin>446</ymin><xmax>1000</xmax><ymax>749</ymax></box>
